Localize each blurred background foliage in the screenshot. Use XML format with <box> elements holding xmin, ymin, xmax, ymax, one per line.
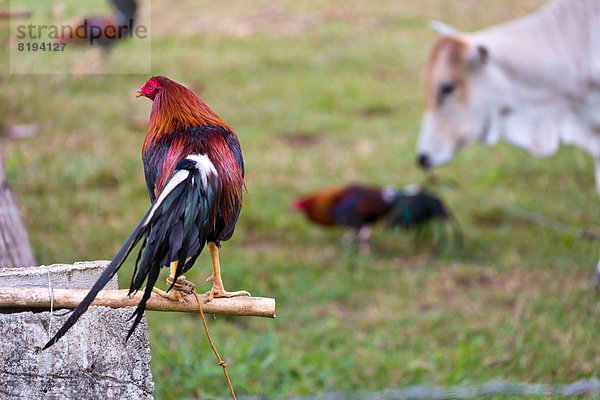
<box><xmin>1</xmin><ymin>0</ymin><xmax>599</xmax><ymax>398</ymax></box>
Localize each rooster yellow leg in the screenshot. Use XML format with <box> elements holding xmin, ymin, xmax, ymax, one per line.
<box><xmin>205</xmin><ymin>242</ymin><xmax>250</xmax><ymax>301</ymax></box>
<box><xmin>152</xmin><ymin>261</ymin><xmax>190</xmax><ymax>303</ymax></box>
<box><xmin>358</xmin><ymin>226</ymin><xmax>372</xmax><ymax>255</ymax></box>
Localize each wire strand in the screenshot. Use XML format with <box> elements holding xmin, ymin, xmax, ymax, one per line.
<box><xmin>191</xmin><ymin>289</ymin><xmax>237</xmax><ymax>400</ymax></box>
<box><xmin>42</xmin><ymin>265</ymin><xmax>54</xmax><ymax>393</ymax></box>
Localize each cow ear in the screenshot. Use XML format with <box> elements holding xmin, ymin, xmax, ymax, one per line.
<box><xmin>429</xmin><ymin>20</ymin><xmax>458</xmax><ymax>36</ymax></box>
<box><xmin>465</xmin><ymin>44</ymin><xmax>489</xmax><ymax>70</ymax></box>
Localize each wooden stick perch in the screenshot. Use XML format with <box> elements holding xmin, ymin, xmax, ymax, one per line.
<box><xmin>0</xmin><ymin>287</ymin><xmax>276</xmax><ymax>318</ymax></box>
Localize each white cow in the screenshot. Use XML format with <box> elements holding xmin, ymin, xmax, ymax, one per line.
<box><xmin>416</xmin><ymin>0</ymin><xmax>600</xmax><ymax>280</ymax></box>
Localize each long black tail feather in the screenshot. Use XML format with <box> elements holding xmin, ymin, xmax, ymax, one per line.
<box><xmin>43</xmin><ymin>159</ymin><xmax>218</xmax><ymax>349</ymax></box>
<box><xmin>126</xmin><ymin>261</ymin><xmax>161</xmax><ymax>340</ymax></box>
<box><xmin>42</xmin><ymin>208</ymin><xmax>151</xmax><ymax>350</ymax></box>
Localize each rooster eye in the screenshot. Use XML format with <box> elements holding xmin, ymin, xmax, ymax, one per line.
<box><xmin>148</xmin><ymin>84</ymin><xmax>153</xmax><ymax>89</ymax></box>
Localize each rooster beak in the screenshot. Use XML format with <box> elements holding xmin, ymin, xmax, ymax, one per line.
<box><xmin>136</xmin><ymin>90</ymin><xmax>143</xmax><ymax>98</ymax></box>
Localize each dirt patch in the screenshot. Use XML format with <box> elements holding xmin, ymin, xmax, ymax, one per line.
<box><xmin>358</xmin><ymin>104</ymin><xmax>394</xmax><ymax>117</ymax></box>
<box><xmin>420</xmin><ymin>266</ymin><xmax>590</xmax><ymax>315</ymax></box>
<box><xmin>279</xmin><ymin>131</ymin><xmax>324</xmax><ymax>148</ymax></box>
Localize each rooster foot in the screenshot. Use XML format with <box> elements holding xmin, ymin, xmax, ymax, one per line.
<box><xmin>166</xmin><ymin>275</ymin><xmax>195</xmax><ymax>294</ymax></box>
<box><xmin>152</xmin><ymin>275</ymin><xmax>195</xmax><ymax>303</ymax></box>
<box><xmin>204</xmin><ymin>286</ymin><xmax>251</xmax><ymax>302</ymax></box>
<box><xmin>153</xmin><ymin>287</ymin><xmax>187</xmax><ymax>303</ymax></box>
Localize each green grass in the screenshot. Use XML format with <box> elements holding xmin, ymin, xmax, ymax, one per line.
<box><xmin>2</xmin><ymin>0</ymin><xmax>600</xmax><ymax>398</ymax></box>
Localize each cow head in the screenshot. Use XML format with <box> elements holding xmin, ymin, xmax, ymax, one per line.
<box><xmin>416</xmin><ymin>26</ymin><xmax>497</xmax><ymax>169</ymax></box>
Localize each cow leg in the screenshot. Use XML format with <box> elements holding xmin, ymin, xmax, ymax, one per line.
<box><xmin>358</xmin><ymin>226</ymin><xmax>372</xmax><ymax>255</ymax></box>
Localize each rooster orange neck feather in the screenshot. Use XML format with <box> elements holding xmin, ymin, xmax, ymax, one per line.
<box><xmin>143</xmin><ymin>76</ymin><xmax>232</xmax><ymax>154</ymax></box>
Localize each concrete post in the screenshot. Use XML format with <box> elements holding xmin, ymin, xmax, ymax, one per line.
<box><xmin>0</xmin><ymin>261</ymin><xmax>154</xmax><ymax>399</ymax></box>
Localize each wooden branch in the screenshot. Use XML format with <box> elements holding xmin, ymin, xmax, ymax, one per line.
<box><xmin>0</xmin><ymin>288</ymin><xmax>276</xmax><ymax>318</ymax></box>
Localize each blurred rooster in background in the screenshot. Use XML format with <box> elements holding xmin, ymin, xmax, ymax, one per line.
<box><xmin>44</xmin><ymin>76</ymin><xmax>248</xmax><ymax>349</ymax></box>
<box><xmin>55</xmin><ymin>0</ymin><xmax>137</xmax><ymax>51</ymax></box>
<box><xmin>292</xmin><ymin>184</ymin><xmax>460</xmax><ymax>253</ymax></box>
<box><xmin>292</xmin><ymin>185</ymin><xmax>392</xmax><ymax>254</ymax></box>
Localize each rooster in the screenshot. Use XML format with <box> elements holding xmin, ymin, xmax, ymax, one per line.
<box><xmin>43</xmin><ymin>76</ymin><xmax>248</xmax><ymax>349</ymax></box>
<box><xmin>292</xmin><ymin>184</ymin><xmax>459</xmax><ymax>253</ymax></box>
<box><xmin>55</xmin><ymin>0</ymin><xmax>137</xmax><ymax>50</ymax></box>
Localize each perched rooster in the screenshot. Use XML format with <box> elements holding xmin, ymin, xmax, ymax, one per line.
<box><xmin>55</xmin><ymin>0</ymin><xmax>137</xmax><ymax>50</ymax></box>
<box><xmin>292</xmin><ymin>184</ymin><xmax>459</xmax><ymax>253</ymax></box>
<box><xmin>43</xmin><ymin>76</ymin><xmax>248</xmax><ymax>349</ymax></box>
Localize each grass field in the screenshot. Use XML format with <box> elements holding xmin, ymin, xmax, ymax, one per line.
<box><xmin>2</xmin><ymin>0</ymin><xmax>600</xmax><ymax>398</ymax></box>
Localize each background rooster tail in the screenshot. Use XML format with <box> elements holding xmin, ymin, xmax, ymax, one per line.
<box><xmin>387</xmin><ymin>186</ymin><xmax>463</xmax><ymax>248</ymax></box>
<box><xmin>112</xmin><ymin>0</ymin><xmax>137</xmax><ymax>26</ymax></box>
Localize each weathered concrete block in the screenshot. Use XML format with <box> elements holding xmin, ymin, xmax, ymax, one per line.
<box><xmin>0</xmin><ymin>308</ymin><xmax>154</xmax><ymax>399</ymax></box>
<box><xmin>0</xmin><ymin>262</ymin><xmax>154</xmax><ymax>400</ymax></box>
<box><xmin>0</xmin><ymin>261</ymin><xmax>117</xmax><ymax>290</ymax></box>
